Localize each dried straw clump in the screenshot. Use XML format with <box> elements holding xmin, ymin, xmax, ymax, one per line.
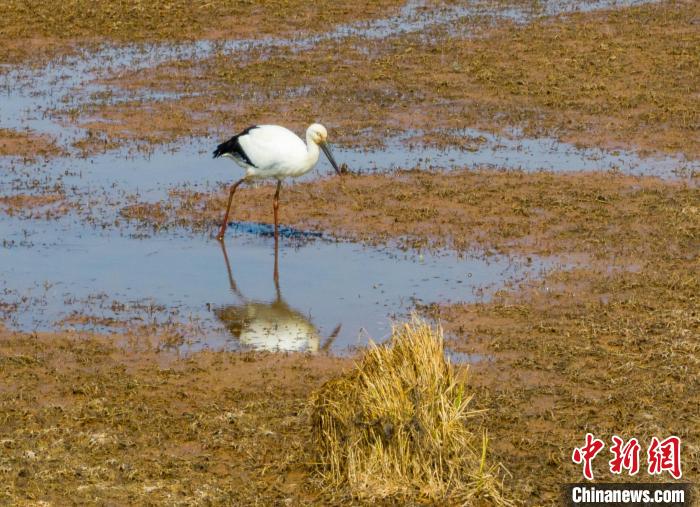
<box><xmin>310</xmin><ymin>320</ymin><xmax>509</xmax><ymax>505</ymax></box>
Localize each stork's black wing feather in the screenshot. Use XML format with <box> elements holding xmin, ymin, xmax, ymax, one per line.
<box><xmin>213</xmin><ymin>125</ymin><xmax>259</xmax><ymax>166</ymax></box>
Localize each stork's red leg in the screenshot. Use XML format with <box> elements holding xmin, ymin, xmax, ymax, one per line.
<box><xmin>217</xmin><ymin>178</ymin><xmax>245</xmax><ymax>241</ymax></box>
<box><xmin>273</xmin><ymin>180</ymin><xmax>282</xmax><ymax>243</ymax></box>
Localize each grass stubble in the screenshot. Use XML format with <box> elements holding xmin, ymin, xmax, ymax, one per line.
<box><xmin>1</xmin><ymin>0</ymin><xmax>699</xmax><ymax>504</ymax></box>
<box><xmin>311</xmin><ymin>320</ymin><xmax>509</xmax><ymax>505</ymax></box>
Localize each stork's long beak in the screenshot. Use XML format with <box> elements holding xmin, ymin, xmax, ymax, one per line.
<box><xmin>320</xmin><ymin>141</ymin><xmax>342</xmax><ymax>175</ymax></box>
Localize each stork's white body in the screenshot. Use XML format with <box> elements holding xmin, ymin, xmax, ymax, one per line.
<box><xmin>220</xmin><ymin>125</ymin><xmax>321</xmax><ymax>180</ymax></box>
<box><xmin>213</xmin><ymin>122</ymin><xmax>341</xmax><ymax>240</ymax></box>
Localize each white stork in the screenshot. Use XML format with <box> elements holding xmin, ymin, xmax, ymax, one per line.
<box><xmin>213</xmin><ymin>123</ymin><xmax>342</xmax><ymax>241</ymax></box>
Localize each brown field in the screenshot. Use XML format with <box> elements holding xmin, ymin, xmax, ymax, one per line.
<box><xmin>0</xmin><ymin>0</ymin><xmax>406</xmax><ymax>64</ymax></box>
<box><xmin>2</xmin><ymin>251</ymin><xmax>697</xmax><ymax>504</ymax></box>
<box><xmin>1</xmin><ymin>0</ymin><xmax>699</xmax><ymax>505</ymax></box>
<box><xmin>121</xmin><ymin>169</ymin><xmax>698</xmax><ymax>258</ymax></box>
<box><xmin>0</xmin><ymin>192</ymin><xmax>73</xmax><ymax>220</ymax></box>
<box><xmin>4</xmin><ymin>165</ymin><xmax>697</xmax><ymax>504</ymax></box>
<box><xmin>56</xmin><ymin>0</ymin><xmax>700</xmax><ymax>157</ymax></box>
<box><xmin>436</xmin><ymin>258</ymin><xmax>699</xmax><ymax>502</ymax></box>
<box><xmin>0</xmin><ymin>129</ymin><xmax>61</xmax><ymax>159</ymax></box>
<box><xmin>0</xmin><ymin>330</ymin><xmax>351</xmax><ymax>504</ymax></box>
<box><xmin>118</xmin><ymin>167</ymin><xmax>700</xmax><ymax>500</ymax></box>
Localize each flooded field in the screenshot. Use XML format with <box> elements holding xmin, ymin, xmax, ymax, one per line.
<box><xmin>1</xmin><ymin>0</ymin><xmax>698</xmax><ymax>505</ymax></box>
<box><xmin>0</xmin><ymin>212</ymin><xmax>556</xmax><ymax>353</ymax></box>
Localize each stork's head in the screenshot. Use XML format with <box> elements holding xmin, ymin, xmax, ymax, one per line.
<box><xmin>307</xmin><ymin>123</ymin><xmax>328</xmax><ymax>144</ymax></box>
<box><xmin>307</xmin><ymin>123</ymin><xmax>341</xmax><ymax>175</ymax></box>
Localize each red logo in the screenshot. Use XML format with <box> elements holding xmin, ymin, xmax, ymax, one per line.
<box><xmin>648</xmin><ymin>436</ymin><xmax>682</xmax><ymax>479</ymax></box>
<box><xmin>573</xmin><ymin>434</ymin><xmax>683</xmax><ymax>480</ymax></box>
<box><xmin>572</xmin><ymin>433</ymin><xmax>606</xmax><ymax>480</ymax></box>
<box><xmin>609</xmin><ymin>436</ymin><xmax>641</xmax><ymax>475</ymax></box>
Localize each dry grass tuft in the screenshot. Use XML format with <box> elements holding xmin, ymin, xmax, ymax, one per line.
<box><xmin>310</xmin><ymin>319</ymin><xmax>509</xmax><ymax>505</ymax></box>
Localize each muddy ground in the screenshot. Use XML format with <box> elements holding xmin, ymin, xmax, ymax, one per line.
<box><xmin>0</xmin><ymin>129</ymin><xmax>61</xmax><ymax>159</ymax></box>
<box><xmin>55</xmin><ymin>0</ymin><xmax>700</xmax><ymax>157</ymax></box>
<box><xmin>0</xmin><ymin>0</ymin><xmax>408</xmax><ymax>64</ymax></box>
<box><xmin>121</xmin><ymin>169</ymin><xmax>697</xmax><ymax>256</ymax></box>
<box><xmin>0</xmin><ymin>330</ymin><xmax>351</xmax><ymax>504</ymax></box>
<box><xmin>1</xmin><ymin>0</ymin><xmax>699</xmax><ymax>505</ymax></box>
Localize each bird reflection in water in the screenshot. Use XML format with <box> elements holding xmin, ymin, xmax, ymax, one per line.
<box><xmin>214</xmin><ymin>239</ymin><xmax>341</xmax><ymax>353</ymax></box>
